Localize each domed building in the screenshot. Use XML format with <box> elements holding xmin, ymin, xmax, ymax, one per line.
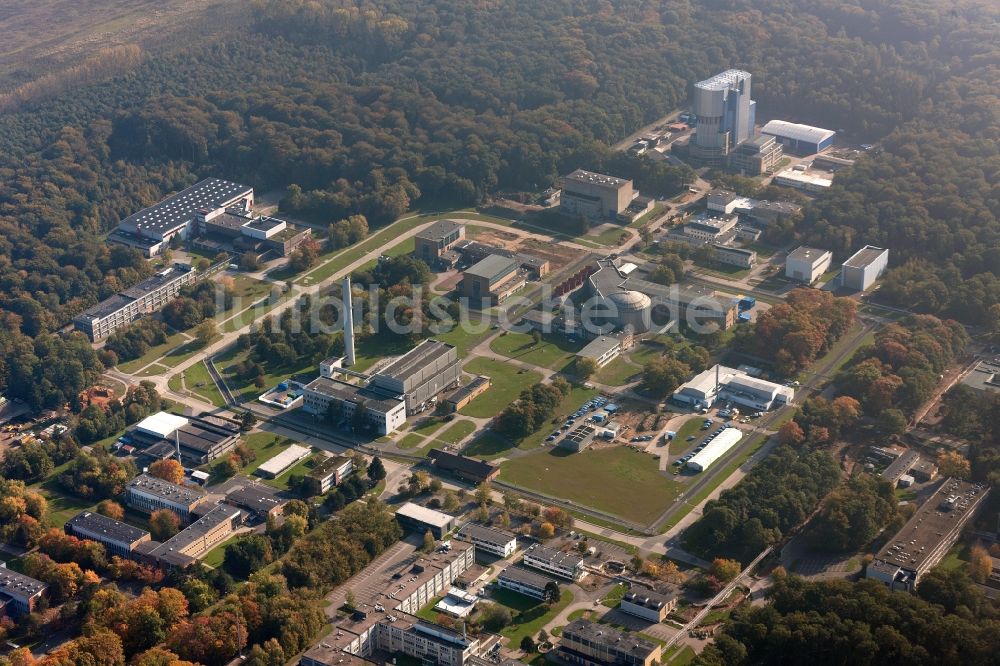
<box><xmin>605</xmin><ymin>289</ymin><xmax>652</xmax><ymax>333</ymax></box>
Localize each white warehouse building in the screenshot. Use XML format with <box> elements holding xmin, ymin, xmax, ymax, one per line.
<box><xmin>785</xmin><ymin>246</ymin><xmax>833</xmax><ymax>284</ymax></box>
<box><xmin>673</xmin><ymin>365</ymin><xmax>793</xmax><ymax>411</ymax></box>
<box><xmin>841</xmin><ymin>245</ymin><xmax>889</xmax><ymax>291</ymax></box>
<box><xmin>686</xmin><ymin>427</ymin><xmax>742</xmax><ymax>472</ymax></box>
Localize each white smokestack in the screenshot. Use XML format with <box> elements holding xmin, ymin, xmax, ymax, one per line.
<box><xmin>342</xmin><ymin>275</ymin><xmax>356</xmax><ymax>366</ymax></box>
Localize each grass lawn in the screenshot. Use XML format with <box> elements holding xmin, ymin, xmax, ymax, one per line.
<box><xmin>432</xmin><ymin>323</ymin><xmax>494</xmax><ymax>358</ymax></box>
<box><xmin>160</xmin><ymin>340</ymin><xmax>207</xmax><ymax>368</ymax></box>
<box><xmin>628</xmin><ymin>344</ymin><xmax>664</xmax><ymax>366</ymax></box>
<box><xmin>669</xmin><ymin>417</ymin><xmax>705</xmax><ymax>454</ymax></box>
<box><xmin>459</xmin><ymin>358</ymin><xmax>541</xmax><ymax>418</ymax></box>
<box><xmin>241</xmin><ymin>433</ymin><xmax>301</xmax><ymax>476</ymax></box>
<box><xmin>355</xmin><ymin>237</ymin><xmax>416</xmax><ymax>273</ymax></box>
<box><xmin>490</xmin><ymin>331</ymin><xmax>584</xmax><ymax>372</ymax></box>
<box><xmin>437</xmin><ymin>420</ymin><xmax>476</xmax><ymax>445</ymax></box>
<box><xmin>663</xmin><ymin>645</ymin><xmax>696</xmax><ymax>665</ymax></box>
<box><xmin>594</xmin><ymin>356</ymin><xmax>641</xmax><ymax>386</ymax></box>
<box><xmin>117</xmin><ymin>330</ymin><xmax>189</xmax><ymax>373</ymax></box>
<box><xmin>602</xmin><ymin>583</ymin><xmax>627</xmax><ymax>607</ymax></box>
<box><xmin>202</xmin><ymin>534</ymin><xmax>243</xmax><ymax>569</ymax></box>
<box><xmin>500</xmin><ymin>447</ymin><xmax>682</xmax><ymax>524</ymax></box>
<box><xmin>264</xmin><ymin>450</ymin><xmax>320</xmax><ymax>490</ymax></box>
<box><xmin>179</xmin><ymin>360</ymin><xmax>227</xmax><ymax>407</ymax></box>
<box><xmin>498</xmin><ymin>588</ymin><xmax>575</xmax><ymax>646</ymax></box>
<box><xmin>938</xmin><ymin>542</ymin><xmax>969</xmax><ymax>572</ymax></box>
<box><xmin>398</xmin><ymin>433</ymin><xmax>426</xmax><ymax>450</ymax></box>
<box><xmin>219</xmin><ymin>347</ymin><xmax>314</xmax><ymax>404</ymax></box>
<box><xmin>412</xmin><ymin>418</ymin><xmax>447</xmax><ymax>438</ymax></box>
<box><xmin>589</xmin><ymin>226</ymin><xmax>633</xmax><ymax>247</ymax></box>
<box><xmin>463</xmin><ymin>431</ymin><xmax>513</xmax><ymax>459</ymax></box>
<box><xmin>220</xmin><ymin>289</ymin><xmax>295</xmax><ymax>333</ymax></box>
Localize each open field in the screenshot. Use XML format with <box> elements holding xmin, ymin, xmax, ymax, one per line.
<box><xmin>669</xmin><ymin>417</ymin><xmax>705</xmax><ymax>454</ymax></box>
<box><xmin>458</xmin><ymin>358</ymin><xmax>541</xmax><ymax>418</ymax></box>
<box><xmin>497</xmin><ymin>588</ymin><xmax>575</xmax><ymax>646</ymax></box>
<box><xmin>594</xmin><ymin>357</ymin><xmax>641</xmax><ymax>386</ymax></box>
<box><xmin>500</xmin><ymin>446</ymin><xmax>681</xmax><ymax>524</ymax></box>
<box><xmin>437</xmin><ymin>420</ymin><xmax>476</xmax><ymax>444</ymax></box>
<box><xmin>117</xmin><ymin>330</ymin><xmax>189</xmax><ymax>374</ymax></box>
<box><xmin>490</xmin><ymin>331</ymin><xmax>584</xmax><ymax>372</ymax></box>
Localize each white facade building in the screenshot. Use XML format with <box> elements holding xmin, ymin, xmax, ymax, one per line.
<box><xmin>686</xmin><ymin>428</ymin><xmax>742</xmax><ymax>473</ymax></box>
<box><xmin>785</xmin><ymin>246</ymin><xmax>833</xmax><ymax>283</ymax></box>
<box><xmin>841</xmin><ymin>245</ymin><xmax>889</xmax><ymax>291</ymax></box>
<box><xmin>673</xmin><ymin>364</ymin><xmax>793</xmax><ymax>411</ymax></box>
<box><xmin>522</xmin><ymin>545</ymin><xmax>584</xmax><ymax>581</ymax></box>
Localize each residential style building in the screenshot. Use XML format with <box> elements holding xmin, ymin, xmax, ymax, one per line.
<box><xmin>462</xmin><ymin>255</ymin><xmax>526</xmax><ymax>305</ymax></box>
<box><xmin>712</xmin><ymin>245</ymin><xmax>756</xmax><ymax>268</ymax></box>
<box><xmin>74</xmin><ymin>263</ymin><xmax>199</xmax><ymax>341</ymax></box>
<box><xmin>456</xmin><ymin>523</ymin><xmax>517</xmax><ymax>559</ymax></box>
<box><xmin>301</xmin><ymin>376</ymin><xmax>407</xmax><ymax>435</ymax></box>
<box><xmin>254</xmin><ymin>444</ymin><xmax>311</xmax><ymax>479</ymax></box>
<box><xmin>560</xmin><ymin>170</ymin><xmax>635</xmax><ymax>219</ymax></box>
<box><xmin>497</xmin><ymin>566</ymin><xmax>556</xmax><ymax>601</ymax></box>
<box><xmin>65</xmin><ymin>511</ymin><xmax>151</xmax><ymax>558</ymax></box>
<box><xmin>446</xmin><ymin>376</ymin><xmax>492</xmax><ymax>412</ymax></box>
<box><xmin>620</xmin><ymin>589</ymin><xmax>677</xmax><ymax>623</ymax></box>
<box><xmin>396</xmin><ymin>502</ymin><xmax>456</xmax><ymax>539</ymax></box>
<box><xmin>427</xmin><ymin>449</ymin><xmax>500</xmax><ymax>484</ymax></box>
<box><xmin>673</xmin><ymin>364</ymin><xmax>794</xmax><ymax>411</ymax></box>
<box><xmin>690</xmin><ymin>69</ymin><xmax>755</xmax><ymax>165</ymax></box>
<box><xmin>304</xmin><ymin>455</ymin><xmax>354</xmax><ymax>496</ymax></box>
<box><xmin>369</xmin><ymin>340</ymin><xmax>463</xmax><ymax>414</ymax></box>
<box><xmin>140</xmin><ymin>504</ymin><xmax>244</xmax><ymax>569</ymax></box>
<box><xmin>0</xmin><ymin>565</ymin><xmax>47</xmax><ymax>617</ymax></box>
<box><xmin>867</xmin><ymin>479</ymin><xmax>988</xmax><ymax>592</ymax></box>
<box><xmin>109</xmin><ymin>178</ymin><xmax>254</xmax><ymax>257</ymax></box>
<box><xmin>557</xmin><ymin>619</ymin><xmax>661</xmax><ymax>666</ymax></box>
<box><xmin>761</xmin><ymin>120</ymin><xmax>835</xmax><ymax>155</ymax></box>
<box><xmin>522</xmin><ymin>545</ymin><xmax>584</xmax><ymax>581</ymax></box>
<box><xmin>841</xmin><ymin>245</ymin><xmax>889</xmax><ymax>291</ymax></box>
<box><xmin>415</xmin><ymin>220</ymin><xmax>466</xmax><ymax>266</ymax></box>
<box><xmin>785</xmin><ymin>246</ymin><xmax>833</xmax><ymax>283</ymax></box>
<box><xmin>125</xmin><ymin>473</ymin><xmax>207</xmax><ymax>520</ymax></box>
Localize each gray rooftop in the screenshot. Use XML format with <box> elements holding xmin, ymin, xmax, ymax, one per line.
<box><xmin>224</xmin><ymin>484</ymin><xmax>285</xmax><ymax>514</ymax></box>
<box><xmin>308</xmin><ymin>454</ymin><xmax>352</xmax><ymax>480</ymax></box>
<box><xmin>787</xmin><ymin>246</ymin><xmax>831</xmax><ymax>263</ymax></box>
<box><xmin>375</xmin><ymin>339</ymin><xmax>456</xmax><ymax>384</ymax></box>
<box><xmin>499</xmin><ymin>565</ymin><xmax>555</xmax><ymax>589</ymax></box>
<box><xmin>0</xmin><ymin>567</ymin><xmax>46</xmax><ymax>600</ymax></box>
<box><xmin>416</xmin><ymin>219</ymin><xmax>464</xmax><ymax>242</ymax></box>
<box><xmin>122</xmin><ymin>178</ymin><xmax>252</xmax><ymax>233</ymax></box>
<box><xmin>623</xmin><ymin>588</ymin><xmax>674</xmax><ymax>610</ymax></box>
<box><xmin>465</xmin><ymin>254</ymin><xmax>518</xmax><ymax>281</ymax></box>
<box><xmin>961</xmin><ymin>360</ymin><xmax>1000</xmax><ymax>394</ymax></box>
<box><xmin>578</xmin><ymin>335</ymin><xmax>621</xmax><ymax>361</ymax></box>
<box><xmin>147</xmin><ymin>504</ymin><xmax>243</xmax><ymax>565</ymax></box>
<box><xmin>695</xmin><ymin>69</ymin><xmax>751</xmax><ymax>91</ymax></box>
<box><xmin>121</xmin><ymin>264</ymin><xmax>194</xmax><ymax>299</ymax></box>
<box><xmin>458</xmin><ymin>522</ymin><xmax>516</xmax><ymax>547</ymax></box>
<box><xmin>843</xmin><ymin>245</ymin><xmax>888</xmax><ymax>269</ymax></box>
<box><xmin>562</xmin><ymin>619</ymin><xmax>659</xmax><ymax>659</ymax></box>
<box><xmin>128</xmin><ymin>473</ymin><xmax>206</xmax><ymax>506</ymax></box>
<box><xmin>78</xmin><ymin>293</ymin><xmax>135</xmax><ymax>321</ymax></box>
<box><xmin>525</xmin><ymin>544</ymin><xmax>583</xmax><ymax>569</ymax></box>
<box><xmin>304</xmin><ymin>376</ymin><xmax>404</xmax><ymax>413</ymax></box>
<box><xmin>66</xmin><ymin>511</ymin><xmax>150</xmax><ymax>545</ymax></box>
<box><xmin>563</xmin><ymin>169</ymin><xmax>629</xmax><ymax>189</ymax></box>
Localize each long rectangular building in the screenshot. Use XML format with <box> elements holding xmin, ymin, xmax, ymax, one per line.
<box><xmin>127</xmin><ymin>412</ymin><xmax>241</xmax><ymax>465</ymax></box>
<box><xmin>0</xmin><ymin>565</ymin><xmax>47</xmax><ymax>616</ymax></box>
<box><xmin>65</xmin><ymin>511</ymin><xmax>151</xmax><ymax>557</ymax></box>
<box><xmin>396</xmin><ymin>502</ymin><xmax>456</xmax><ymax>539</ymax></box>
<box><xmin>456</xmin><ymin>522</ymin><xmax>517</xmax><ymax>558</ymax></box>
<box><xmin>497</xmin><ymin>566</ymin><xmax>556</xmax><ymax>601</ymax></box>
<box><xmin>673</xmin><ymin>364</ymin><xmax>793</xmax><ymax>411</ymax></box>
<box><xmin>370</xmin><ymin>340</ymin><xmax>462</xmax><ymax>414</ymax></box>
<box><xmin>867</xmin><ymin>479</ymin><xmax>988</xmax><ymax>592</ymax></box>
<box><xmin>557</xmin><ymin>619</ymin><xmax>661</xmax><ymax>666</ymax></box>
<box><xmin>522</xmin><ymin>544</ymin><xmax>584</xmax><ymax>581</ymax></box>
<box><xmin>141</xmin><ymin>504</ymin><xmax>244</xmax><ymax>569</ymax></box>
<box><xmin>74</xmin><ymin>263</ymin><xmax>199</xmax><ymax>341</ymax></box>
<box><xmin>301</xmin><ymin>376</ymin><xmax>407</xmax><ymax>435</ymax></box>
<box><xmin>126</xmin><ymin>473</ymin><xmax>207</xmax><ymax>520</ymax></box>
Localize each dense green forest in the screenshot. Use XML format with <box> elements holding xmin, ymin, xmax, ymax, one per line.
<box><xmin>0</xmin><ymin>0</ymin><xmax>998</xmax><ymax>405</ymax></box>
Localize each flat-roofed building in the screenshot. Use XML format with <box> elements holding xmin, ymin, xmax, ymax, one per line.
<box><xmin>774</xmin><ymin>167</ymin><xmax>834</xmax><ymax>193</ymax></box>
<box><xmin>620</xmin><ymin>588</ymin><xmax>676</xmax><ymax>622</ymax></box>
<box><xmin>446</xmin><ymin>376</ymin><xmax>492</xmax><ymax>412</ymax></box>
<box><xmin>452</xmin><ymin>240</ymin><xmax>550</xmax><ymax>278</ymax></box>
<box><xmin>497</xmin><ymin>566</ymin><xmax>556</xmax><ymax>601</ymax></box>
<box><xmin>223</xmin><ymin>484</ymin><xmax>286</xmax><ymax>522</ymax></box>
<box><xmin>681</xmin><ymin>213</ymin><xmax>739</xmax><ymax>242</ymax></box>
<box><xmin>396</xmin><ymin>502</ymin><xmax>456</xmax><ymax>539</ymax></box>
<box><xmin>867</xmin><ymin>479</ymin><xmax>988</xmax><ymax>591</ymax></box>
<box><xmin>673</xmin><ymin>364</ymin><xmax>793</xmax><ymax>411</ymax></box>
<box><xmin>127</xmin><ymin>412</ymin><xmax>241</xmax><ymax>466</ymax></box>
<box><xmin>301</xmin><ymin>376</ymin><xmax>407</xmax><ymax>435</ymax></box>
<box><xmin>0</xmin><ymin>565</ymin><xmax>47</xmax><ymax>616</ymax></box>
<box><xmin>557</xmin><ymin>619</ymin><xmax>661</xmax><ymax>666</ymax></box>
<box><xmin>65</xmin><ymin>511</ymin><xmax>151</xmax><ymax>557</ymax></box>
<box><xmin>686</xmin><ymin>427</ymin><xmax>742</xmax><ymax>473</ymax></box>
<box><xmin>427</xmin><ymin>449</ymin><xmax>499</xmax><ymax>484</ymax></box>
<box><xmin>712</xmin><ymin>245</ymin><xmax>756</xmax><ymax>268</ymax></box>
<box><xmin>255</xmin><ymin>444</ymin><xmax>311</xmax><ymax>479</ymax></box>
<box><xmin>560</xmin><ymin>170</ymin><xmax>635</xmax><ymax>219</ymax></box>
<box><xmin>74</xmin><ymin>263</ymin><xmax>199</xmax><ymax>341</ymax></box>
<box><xmin>462</xmin><ymin>255</ymin><xmax>525</xmax><ymax>305</ymax></box>
<box><xmin>577</xmin><ymin>335</ymin><xmax>625</xmax><ymax>368</ymax></box>
<box><xmin>961</xmin><ymin>360</ymin><xmax>1000</xmax><ymax>395</ymax></box>
<box><xmin>522</xmin><ymin>544</ymin><xmax>584</xmax><ymax>581</ymax></box>
<box><xmin>786</xmin><ymin>246</ymin><xmax>833</xmax><ymax>283</ymax></box>
<box><xmin>415</xmin><ymin>220</ymin><xmax>466</xmax><ymax>266</ymax></box>
<box><xmin>126</xmin><ymin>473</ymin><xmax>207</xmax><ymax>520</ymax></box>
<box><xmin>456</xmin><ymin>523</ymin><xmax>517</xmax><ymax>558</ymax></box>
<box><xmin>143</xmin><ymin>504</ymin><xmax>244</xmax><ymax>569</ymax></box>
<box><xmin>304</xmin><ymin>454</ymin><xmax>354</xmax><ymax>495</ymax></box>
<box><xmin>728</xmin><ymin>134</ymin><xmax>783</xmax><ymax>175</ymax></box>
<box><xmin>558</xmin><ymin>424</ymin><xmax>599</xmax><ymax>453</ymax></box>
<box><xmin>841</xmin><ymin>245</ymin><xmax>889</xmax><ymax>291</ymax></box>
<box><xmin>370</xmin><ymin>339</ymin><xmax>463</xmax><ymax>415</ymax></box>
<box><xmin>746</xmin><ymin>200</ymin><xmax>802</xmax><ymax>226</ymax></box>
<box><xmin>690</xmin><ymin>70</ymin><xmax>755</xmax><ymax>166</ymax></box>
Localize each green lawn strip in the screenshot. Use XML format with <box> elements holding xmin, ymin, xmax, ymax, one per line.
<box><xmin>432</xmin><ymin>323</ymin><xmax>495</xmax><ymax>358</ymax></box>
<box><xmin>567</xmin><ymin>609</ymin><xmax>594</xmax><ymax>622</ymax></box>
<box><xmin>602</xmin><ymin>583</ymin><xmax>627</xmax><ymax>607</ymax></box>
<box><xmin>219</xmin><ymin>348</ymin><xmax>314</xmax><ymax>404</ymax></box>
<box><xmin>938</xmin><ymin>542</ymin><xmax>969</xmax><ymax>572</ymax></box>
<box><xmin>659</xmin><ymin>433</ymin><xmax>768</xmax><ymax>533</ymax></box>
<box><xmin>220</xmin><ymin>290</ymin><xmax>295</xmax><ymax>333</ymax></box>
<box><xmin>463</xmin><ymin>432</ymin><xmax>512</xmax><ymax>459</ymax></box>
<box><xmin>437</xmin><ymin>420</ymin><xmax>477</xmax><ymax>445</ymax></box>
<box><xmin>795</xmin><ymin>321</ymin><xmax>870</xmax><ymax>382</ymax></box>
<box><xmin>669</xmin><ymin>417</ymin><xmax>706</xmax><ymax>454</ymax></box>
<box><xmin>117</xmin><ymin>330</ymin><xmax>190</xmax><ymax>374</ymax></box>
<box><xmin>201</xmin><ymin>533</ymin><xmax>244</xmax><ymax>569</ymax></box>
<box><xmin>398</xmin><ymin>433</ymin><xmax>426</xmax><ymax>450</ymax></box>
<box><xmin>459</xmin><ymin>358</ymin><xmax>541</xmax><ymax>418</ymax></box>
<box><xmin>263</xmin><ymin>450</ymin><xmax>321</xmax><ymax>490</ymax></box>
<box><xmin>594</xmin><ymin>356</ymin><xmax>641</xmax><ymax>386</ymax></box>
<box><xmin>498</xmin><ymin>589</ymin><xmax>575</xmax><ymax>646</ymax></box>
<box><xmin>241</xmin><ymin>433</ymin><xmax>301</xmax><ymax>476</ymax></box>
<box><xmin>575</xmin><ymin>528</ymin><xmax>641</xmax><ymax>553</ymax></box>
<box><xmin>589</xmin><ymin>226</ymin><xmax>634</xmax><ymax>247</ymax></box>
<box><xmin>351</xmin><ymin>333</ymin><xmax>419</xmax><ymax>373</ymax></box>
<box><xmin>181</xmin><ymin>360</ymin><xmax>227</xmax><ymax>407</ymax></box>
<box><xmin>628</xmin><ymin>344</ymin><xmax>664</xmax><ymax>366</ymax></box>
<box><xmin>137</xmin><ymin>363</ymin><xmax>171</xmax><ymax>377</ymax></box>
<box><xmin>411</xmin><ymin>418</ymin><xmax>447</xmax><ymax>438</ymax></box>
<box><xmin>167</xmin><ymin>372</ymin><xmax>183</xmax><ymax>393</ymax></box>
<box><xmin>160</xmin><ymin>340</ymin><xmax>208</xmax><ymax>368</ymax></box>
<box><xmin>414</xmin><ymin>596</ymin><xmax>445</xmax><ymax>622</ymax></box>
<box><xmin>490</xmin><ymin>331</ymin><xmax>584</xmax><ymax>372</ymax></box>
<box><xmin>500</xmin><ymin>447</ymin><xmax>681</xmax><ymax>525</ymax></box>
<box><xmin>355</xmin><ymin>237</ymin><xmax>417</xmax><ymax>273</ymax></box>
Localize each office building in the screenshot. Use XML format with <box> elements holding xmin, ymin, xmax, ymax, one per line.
<box><xmin>141</xmin><ymin>504</ymin><xmax>244</xmax><ymax>569</ymax></box>
<box><xmin>462</xmin><ymin>255</ymin><xmax>525</xmax><ymax>305</ymax></box>
<box><xmin>109</xmin><ymin>178</ymin><xmax>254</xmax><ymax>257</ymax></box>
<box><xmin>560</xmin><ymin>170</ymin><xmax>635</xmax><ymax>219</ymax></box>
<box><xmin>773</xmin><ymin>167</ymin><xmax>834</xmax><ymax>193</ymax></box>
<box><xmin>785</xmin><ymin>246</ymin><xmax>833</xmax><ymax>284</ymax></box>
<box><xmin>370</xmin><ymin>339</ymin><xmax>463</xmax><ymax>414</ymax></box>
<box><xmin>867</xmin><ymin>479</ymin><xmax>988</xmax><ymax>592</ymax></box>
<box><xmin>961</xmin><ymin>360</ymin><xmax>1000</xmax><ymax>395</ymax></box>
<box><xmin>680</xmin><ymin>213</ymin><xmax>739</xmax><ymax>243</ymax></box>
<box><xmin>74</xmin><ymin>263</ymin><xmax>199</xmax><ymax>341</ymax></box>
<box><xmin>761</xmin><ymin>120</ymin><xmax>835</xmax><ymax>155</ymax></box>
<box><xmin>415</xmin><ymin>220</ymin><xmax>466</xmax><ymax>266</ymax></box>
<box><xmin>223</xmin><ymin>484</ymin><xmax>286</xmax><ymax>522</ymax></box>
<box><xmin>728</xmin><ymin>134</ymin><xmax>784</xmax><ymax>175</ymax></box>
<box><xmin>304</xmin><ymin>455</ymin><xmax>354</xmax><ymax>496</ymax></box>
<box><xmin>302</xmin><ymin>376</ymin><xmax>407</xmax><ymax>435</ymax></box>
<box><xmin>456</xmin><ymin>523</ymin><xmax>517</xmax><ymax>559</ymax></box>
<box><xmin>841</xmin><ymin>245</ymin><xmax>889</xmax><ymax>291</ymax></box>
<box><xmin>0</xmin><ymin>565</ymin><xmax>47</xmax><ymax>617</ymax></box>
<box><xmin>686</xmin><ymin>428</ymin><xmax>742</xmax><ymax>473</ymax></box>
<box><xmin>126</xmin><ymin>473</ymin><xmax>207</xmax><ymax>520</ymax></box>
<box><xmin>255</xmin><ymin>444</ymin><xmax>311</xmax><ymax>479</ymax></box>
<box><xmin>673</xmin><ymin>364</ymin><xmax>794</xmax><ymax>411</ymax></box>
<box><xmin>577</xmin><ymin>334</ymin><xmax>629</xmax><ymax>368</ymax></box>
<box><xmin>745</xmin><ymin>200</ymin><xmax>803</xmax><ymax>226</ymax></box>
<box><xmin>522</xmin><ymin>544</ymin><xmax>584</xmax><ymax>581</ymax></box>
<box><xmin>690</xmin><ymin>69</ymin><xmax>755</xmax><ymax>164</ymax></box>
<box><xmin>557</xmin><ymin>619</ymin><xmax>661</xmax><ymax>666</ymax></box>
<box><xmin>427</xmin><ymin>449</ymin><xmax>500</xmax><ymax>484</ymax></box>
<box><xmin>65</xmin><ymin>511</ymin><xmax>151</xmax><ymax>558</ymax></box>
<box><xmin>497</xmin><ymin>566</ymin><xmax>556</xmax><ymax>601</ymax></box>
<box><xmin>712</xmin><ymin>245</ymin><xmax>756</xmax><ymax>268</ymax></box>
<box><xmin>620</xmin><ymin>589</ymin><xmax>676</xmax><ymax>623</ymax></box>
<box><xmin>396</xmin><ymin>502</ymin><xmax>456</xmax><ymax>539</ymax></box>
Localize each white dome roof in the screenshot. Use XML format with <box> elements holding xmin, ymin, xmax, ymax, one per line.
<box><xmin>607</xmin><ymin>290</ymin><xmax>651</xmax><ymax>311</ymax></box>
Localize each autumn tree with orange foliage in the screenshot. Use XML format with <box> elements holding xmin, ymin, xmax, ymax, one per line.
<box><xmin>148</xmin><ymin>459</ymin><xmax>185</xmax><ymax>484</ymax></box>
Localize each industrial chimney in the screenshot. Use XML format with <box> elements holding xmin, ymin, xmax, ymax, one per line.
<box><xmin>342</xmin><ymin>275</ymin><xmax>356</xmax><ymax>366</ymax></box>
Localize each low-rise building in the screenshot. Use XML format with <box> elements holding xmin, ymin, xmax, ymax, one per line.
<box><xmin>462</xmin><ymin>255</ymin><xmax>525</xmax><ymax>305</ymax></box>
<box><xmin>396</xmin><ymin>502</ymin><xmax>456</xmax><ymax>539</ymax></box>
<box><xmin>142</xmin><ymin>504</ymin><xmax>244</xmax><ymax>569</ymax></box>
<box><xmin>557</xmin><ymin>619</ymin><xmax>661</xmax><ymax>666</ymax></box>
<box><xmin>301</xmin><ymin>376</ymin><xmax>407</xmax><ymax>435</ymax></box>
<box><xmin>0</xmin><ymin>565</ymin><xmax>47</xmax><ymax>616</ymax></box>
<box><xmin>785</xmin><ymin>246</ymin><xmax>832</xmax><ymax>284</ymax></box>
<box><xmin>126</xmin><ymin>474</ymin><xmax>207</xmax><ymax>520</ymax></box>
<box><xmin>761</xmin><ymin>120</ymin><xmax>836</xmax><ymax>155</ymax></box>
<box><xmin>522</xmin><ymin>545</ymin><xmax>584</xmax><ymax>581</ymax></box>
<box><xmin>686</xmin><ymin>427</ymin><xmax>742</xmax><ymax>473</ymax></box>
<box><xmin>773</xmin><ymin>167</ymin><xmax>834</xmax><ymax>192</ymax></box>
<box><xmin>620</xmin><ymin>588</ymin><xmax>676</xmax><ymax>623</ymax></box>
<box><xmin>65</xmin><ymin>511</ymin><xmax>151</xmax><ymax>557</ymax></box>
<box><xmin>255</xmin><ymin>444</ymin><xmax>311</xmax><ymax>479</ymax></box>
<box><xmin>961</xmin><ymin>360</ymin><xmax>1000</xmax><ymax>395</ymax></box>
<box><xmin>370</xmin><ymin>340</ymin><xmax>463</xmax><ymax>415</ymax></box>
<box><xmin>841</xmin><ymin>245</ymin><xmax>889</xmax><ymax>291</ymax></box>
<box><xmin>223</xmin><ymin>484</ymin><xmax>286</xmax><ymax>522</ymax></box>
<box><xmin>712</xmin><ymin>244</ymin><xmax>756</xmax><ymax>268</ymax></box>
<box><xmin>456</xmin><ymin>523</ymin><xmax>517</xmax><ymax>559</ymax></box>
<box><xmin>127</xmin><ymin>412</ymin><xmax>241</xmax><ymax>466</ymax></box>
<box><xmin>446</xmin><ymin>376</ymin><xmax>492</xmax><ymax>412</ymax></box>
<box><xmin>745</xmin><ymin>200</ymin><xmax>802</xmax><ymax>226</ymax></box>
<box><xmin>304</xmin><ymin>455</ymin><xmax>354</xmax><ymax>496</ymax></box>
<box><xmin>576</xmin><ymin>335</ymin><xmax>627</xmax><ymax>368</ymax></box>
<box><xmin>415</xmin><ymin>220</ymin><xmax>466</xmax><ymax>267</ymax></box>
<box><xmin>427</xmin><ymin>449</ymin><xmax>499</xmax><ymax>484</ymax></box>
<box><xmin>673</xmin><ymin>364</ymin><xmax>793</xmax><ymax>411</ymax></box>
<box><xmin>867</xmin><ymin>479</ymin><xmax>988</xmax><ymax>592</ymax></box>
<box><xmin>558</xmin><ymin>424</ymin><xmax>599</xmax><ymax>453</ymax></box>
<box><xmin>560</xmin><ymin>170</ymin><xmax>635</xmax><ymax>219</ymax></box>
<box><xmin>681</xmin><ymin>213</ymin><xmax>739</xmax><ymax>243</ymax></box>
<box><xmin>452</xmin><ymin>240</ymin><xmax>550</xmax><ymax>278</ymax></box>
<box><xmin>497</xmin><ymin>566</ymin><xmax>556</xmax><ymax>601</ymax></box>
